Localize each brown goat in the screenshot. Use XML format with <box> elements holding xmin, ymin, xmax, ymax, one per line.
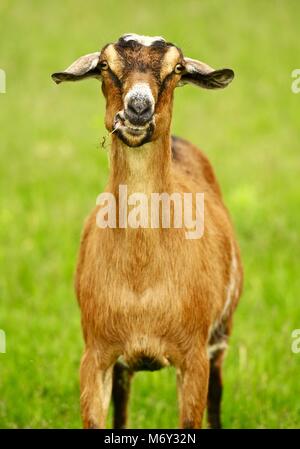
<box><xmin>52</xmin><ymin>33</ymin><xmax>243</xmax><ymax>429</ymax></box>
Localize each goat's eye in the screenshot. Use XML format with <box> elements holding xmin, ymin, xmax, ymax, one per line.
<box><xmin>174</xmin><ymin>63</ymin><xmax>184</xmax><ymax>74</ymax></box>
<box><xmin>100</xmin><ymin>61</ymin><xmax>109</xmax><ymax>70</ymax></box>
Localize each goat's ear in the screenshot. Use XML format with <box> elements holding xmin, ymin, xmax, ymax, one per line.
<box><xmin>178</xmin><ymin>57</ymin><xmax>234</xmax><ymax>89</ymax></box>
<box><xmin>51</xmin><ymin>52</ymin><xmax>101</xmax><ymax>84</ymax></box>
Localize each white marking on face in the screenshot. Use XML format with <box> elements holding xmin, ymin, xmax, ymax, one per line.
<box><xmin>122</xmin><ymin>33</ymin><xmax>165</xmax><ymax>46</ymax></box>
<box><xmin>124</xmin><ymin>82</ymin><xmax>155</xmax><ymax>113</ymax></box>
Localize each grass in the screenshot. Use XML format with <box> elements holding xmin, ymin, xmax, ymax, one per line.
<box><xmin>0</xmin><ymin>0</ymin><xmax>300</xmax><ymax>428</ymax></box>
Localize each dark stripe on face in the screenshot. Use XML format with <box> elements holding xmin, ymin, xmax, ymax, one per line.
<box><xmin>107</xmin><ymin>67</ymin><xmax>123</xmax><ymax>88</ymax></box>
<box><xmin>158</xmin><ymin>71</ymin><xmax>174</xmax><ymax>96</ymax></box>
<box><xmin>114</xmin><ymin>46</ymin><xmax>170</xmax><ymax>85</ymax></box>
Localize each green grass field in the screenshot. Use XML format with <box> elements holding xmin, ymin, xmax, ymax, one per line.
<box><xmin>0</xmin><ymin>0</ymin><xmax>299</xmax><ymax>428</ymax></box>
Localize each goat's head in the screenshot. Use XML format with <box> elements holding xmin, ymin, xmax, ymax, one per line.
<box><xmin>52</xmin><ymin>34</ymin><xmax>234</xmax><ymax>148</ymax></box>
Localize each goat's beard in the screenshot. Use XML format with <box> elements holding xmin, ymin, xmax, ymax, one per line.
<box><xmin>113</xmin><ymin>111</ymin><xmax>155</xmax><ymax>148</ymax></box>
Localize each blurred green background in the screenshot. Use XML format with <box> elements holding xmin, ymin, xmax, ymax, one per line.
<box><xmin>0</xmin><ymin>0</ymin><xmax>299</xmax><ymax>428</ymax></box>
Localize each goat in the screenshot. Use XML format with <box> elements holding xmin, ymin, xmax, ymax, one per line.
<box><xmin>52</xmin><ymin>33</ymin><xmax>243</xmax><ymax>429</ymax></box>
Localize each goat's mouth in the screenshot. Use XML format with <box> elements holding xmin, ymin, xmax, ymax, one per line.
<box><xmin>113</xmin><ymin>111</ymin><xmax>155</xmax><ymax>147</ymax></box>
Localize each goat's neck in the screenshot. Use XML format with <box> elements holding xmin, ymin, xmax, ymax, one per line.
<box><xmin>108</xmin><ymin>134</ymin><xmax>172</xmax><ymax>195</ymax></box>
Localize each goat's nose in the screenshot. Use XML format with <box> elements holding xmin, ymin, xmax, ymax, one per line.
<box><xmin>126</xmin><ymin>96</ymin><xmax>153</xmax><ymax>126</ymax></box>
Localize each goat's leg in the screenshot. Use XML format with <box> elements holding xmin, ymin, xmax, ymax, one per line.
<box><xmin>207</xmin><ymin>318</ymin><xmax>232</xmax><ymax>428</ymax></box>
<box><xmin>112</xmin><ymin>361</ymin><xmax>133</xmax><ymax>428</ymax></box>
<box><xmin>80</xmin><ymin>349</ymin><xmax>113</xmax><ymax>429</ymax></box>
<box><xmin>177</xmin><ymin>350</ymin><xmax>209</xmax><ymax>429</ymax></box>
<box><xmin>207</xmin><ymin>348</ymin><xmax>225</xmax><ymax>429</ymax></box>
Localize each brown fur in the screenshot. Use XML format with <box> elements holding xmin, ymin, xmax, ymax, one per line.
<box><xmin>71</xmin><ymin>36</ymin><xmax>243</xmax><ymax>429</ymax></box>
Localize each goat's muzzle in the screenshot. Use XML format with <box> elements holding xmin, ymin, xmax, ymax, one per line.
<box><xmin>113</xmin><ymin>110</ymin><xmax>155</xmax><ymax>147</ymax></box>
<box><xmin>125</xmin><ymin>95</ymin><xmax>154</xmax><ymax>126</ymax></box>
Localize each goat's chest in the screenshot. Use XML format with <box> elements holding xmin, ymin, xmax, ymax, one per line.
<box><xmin>78</xmin><ymin>226</ymin><xmax>214</xmax><ymax>324</ymax></box>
